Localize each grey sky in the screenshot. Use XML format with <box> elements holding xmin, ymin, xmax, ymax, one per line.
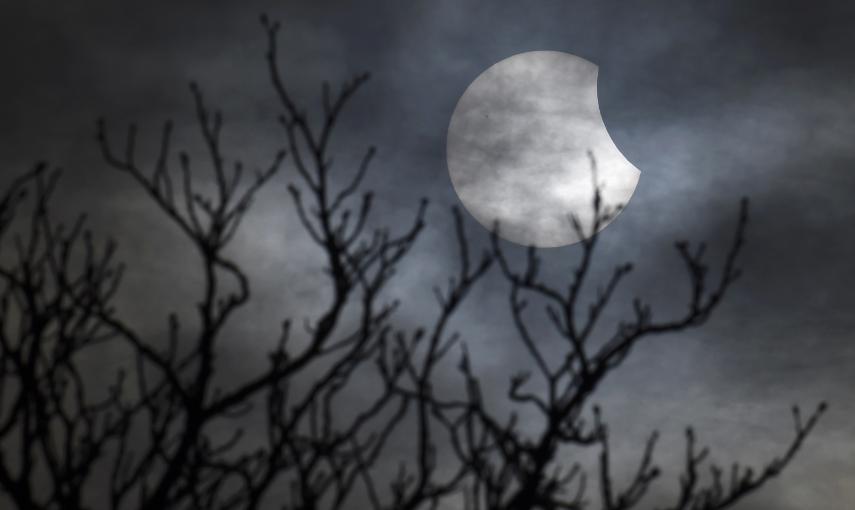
<box><xmin>1</xmin><ymin>1</ymin><xmax>854</xmax><ymax>508</ymax></box>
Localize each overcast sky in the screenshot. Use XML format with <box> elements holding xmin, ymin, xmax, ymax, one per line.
<box><xmin>2</xmin><ymin>1</ymin><xmax>854</xmax><ymax>508</ymax></box>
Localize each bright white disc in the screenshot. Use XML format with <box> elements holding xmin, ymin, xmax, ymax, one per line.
<box><xmin>446</xmin><ymin>51</ymin><xmax>639</xmax><ymax>247</ymax></box>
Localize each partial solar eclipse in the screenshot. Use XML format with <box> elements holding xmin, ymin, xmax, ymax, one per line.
<box><xmin>446</xmin><ymin>51</ymin><xmax>640</xmax><ymax>247</ymax></box>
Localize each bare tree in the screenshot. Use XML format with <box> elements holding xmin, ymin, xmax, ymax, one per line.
<box><xmin>354</xmin><ymin>152</ymin><xmax>825</xmax><ymax>510</ymax></box>
<box><xmin>0</xmin><ymin>165</ymin><xmax>134</xmax><ymax>509</ymax></box>
<box><xmin>0</xmin><ymin>16</ymin><xmax>824</xmax><ymax>510</ymax></box>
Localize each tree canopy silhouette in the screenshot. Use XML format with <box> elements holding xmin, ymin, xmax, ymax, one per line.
<box><xmin>0</xmin><ymin>16</ymin><xmax>825</xmax><ymax>510</ymax></box>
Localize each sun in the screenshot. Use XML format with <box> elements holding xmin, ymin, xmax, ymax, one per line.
<box><xmin>446</xmin><ymin>51</ymin><xmax>640</xmax><ymax>247</ymax></box>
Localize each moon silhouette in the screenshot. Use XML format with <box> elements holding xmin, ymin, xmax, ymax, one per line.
<box><xmin>446</xmin><ymin>51</ymin><xmax>640</xmax><ymax>247</ymax></box>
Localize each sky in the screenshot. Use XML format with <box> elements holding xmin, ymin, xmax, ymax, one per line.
<box><xmin>1</xmin><ymin>1</ymin><xmax>854</xmax><ymax>508</ymax></box>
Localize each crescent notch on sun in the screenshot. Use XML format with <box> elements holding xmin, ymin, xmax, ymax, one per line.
<box><xmin>446</xmin><ymin>51</ymin><xmax>640</xmax><ymax>248</ymax></box>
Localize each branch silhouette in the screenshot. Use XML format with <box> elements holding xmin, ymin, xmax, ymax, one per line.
<box><xmin>406</xmin><ymin>177</ymin><xmax>826</xmax><ymax>510</ymax></box>
<box><xmin>0</xmin><ymin>16</ymin><xmax>825</xmax><ymax>510</ymax></box>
